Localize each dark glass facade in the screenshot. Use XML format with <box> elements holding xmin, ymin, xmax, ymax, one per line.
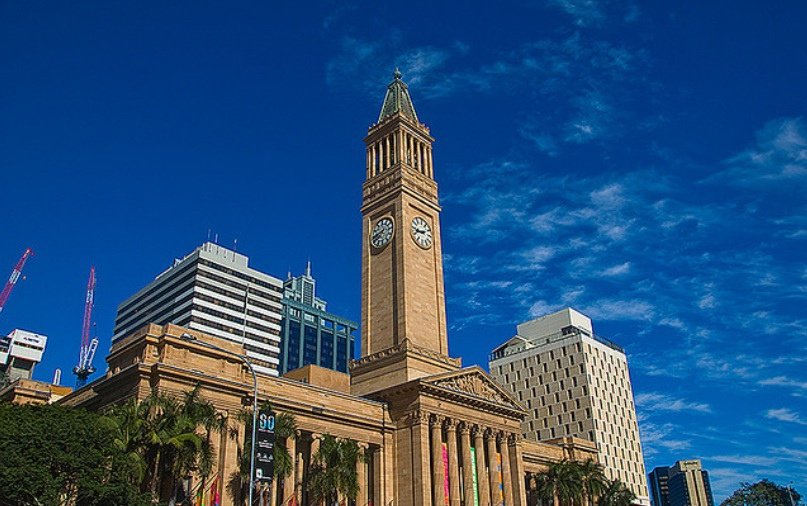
<box><xmin>279</xmin><ymin>299</ymin><xmax>357</xmax><ymax>375</ymax></box>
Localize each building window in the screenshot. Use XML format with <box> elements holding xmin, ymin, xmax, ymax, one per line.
<box><xmin>321</xmin><ymin>330</ymin><xmax>334</xmax><ymax>368</ymax></box>
<box><xmin>303</xmin><ymin>325</ymin><xmax>318</xmax><ymax>365</ymax></box>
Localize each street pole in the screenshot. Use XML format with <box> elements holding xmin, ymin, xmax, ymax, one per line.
<box><xmin>787</xmin><ymin>483</ymin><xmax>796</xmax><ymax>506</ymax></box>
<box><xmin>180</xmin><ymin>333</ymin><xmax>259</xmax><ymax>506</ymax></box>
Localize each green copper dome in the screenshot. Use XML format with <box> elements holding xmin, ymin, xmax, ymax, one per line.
<box><xmin>378</xmin><ymin>68</ymin><xmax>419</xmax><ymax>123</ymax></box>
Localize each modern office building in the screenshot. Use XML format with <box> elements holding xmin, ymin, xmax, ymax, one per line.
<box><xmin>112</xmin><ymin>242</ymin><xmax>284</xmax><ymax>376</ymax></box>
<box><xmin>279</xmin><ymin>263</ymin><xmax>357</xmax><ymax>374</ymax></box>
<box><xmin>649</xmin><ymin>466</ymin><xmax>672</xmax><ymax>506</ymax></box>
<box><xmin>490</xmin><ymin>307</ymin><xmax>650</xmax><ymax>505</ymax></box>
<box><xmin>650</xmin><ymin>460</ymin><xmax>714</xmax><ymax>506</ymax></box>
<box><xmin>0</xmin><ymin>329</ymin><xmax>47</xmax><ymax>385</ymax></box>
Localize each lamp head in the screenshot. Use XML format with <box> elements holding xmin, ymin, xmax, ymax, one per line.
<box><xmin>180</xmin><ymin>333</ymin><xmax>197</xmax><ymax>342</ymax></box>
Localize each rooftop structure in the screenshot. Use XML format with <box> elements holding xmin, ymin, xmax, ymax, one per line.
<box><xmin>0</xmin><ymin>329</ymin><xmax>47</xmax><ymax>385</ymax></box>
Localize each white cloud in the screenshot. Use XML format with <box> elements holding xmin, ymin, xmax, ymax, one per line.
<box><xmin>765</xmin><ymin>408</ymin><xmax>807</xmax><ymax>425</ymax></box>
<box><xmin>580</xmin><ymin>298</ymin><xmax>654</xmax><ymax>321</ymax></box>
<box><xmin>590</xmin><ymin>183</ymin><xmax>626</xmax><ymax>209</ymax></box>
<box><xmin>601</xmin><ymin>261</ymin><xmax>631</xmax><ymax>277</ymax></box>
<box><xmin>713</xmin><ymin>117</ymin><xmax>807</xmax><ymax>187</ymax></box>
<box><xmin>709</xmin><ymin>454</ymin><xmax>778</xmax><ymax>466</ymax></box>
<box><xmin>635</xmin><ymin>392</ymin><xmax>712</xmax><ymax>413</ymax></box>
<box><xmin>759</xmin><ymin>376</ymin><xmax>807</xmax><ymax>391</ymax></box>
<box><xmin>529</xmin><ymin>300</ymin><xmax>563</xmax><ymax>318</ymax></box>
<box><xmin>546</xmin><ymin>0</ymin><xmax>606</xmax><ymax>27</ymax></box>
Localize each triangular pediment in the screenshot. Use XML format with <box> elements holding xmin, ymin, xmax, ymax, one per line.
<box><xmin>420</xmin><ymin>366</ymin><xmax>526</xmax><ymax>413</ymax></box>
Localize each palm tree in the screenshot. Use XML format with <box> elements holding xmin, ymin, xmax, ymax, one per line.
<box><xmin>105</xmin><ymin>385</ymin><xmax>224</xmax><ymax>504</ymax></box>
<box><xmin>306</xmin><ymin>435</ymin><xmax>362</xmax><ymax>506</ymax></box>
<box><xmin>597</xmin><ymin>479</ymin><xmax>636</xmax><ymax>506</ymax></box>
<box><xmin>578</xmin><ymin>460</ymin><xmax>608</xmax><ymax>506</ymax></box>
<box><xmin>533</xmin><ymin>460</ymin><xmax>584</xmax><ymax>506</ymax></box>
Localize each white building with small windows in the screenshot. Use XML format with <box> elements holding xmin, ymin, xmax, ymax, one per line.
<box><xmin>489</xmin><ymin>307</ymin><xmax>650</xmax><ymax>506</ymax></box>
<box><xmin>112</xmin><ymin>242</ymin><xmax>284</xmax><ymax>376</ymax></box>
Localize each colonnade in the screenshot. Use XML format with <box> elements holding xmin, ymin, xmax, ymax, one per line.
<box><xmin>425</xmin><ymin>414</ymin><xmax>525</xmax><ymax>506</ymax></box>
<box><xmin>279</xmin><ymin>430</ymin><xmax>377</xmax><ymax>506</ymax></box>
<box><xmin>366</xmin><ymin>129</ymin><xmax>433</xmax><ymax>178</ymax></box>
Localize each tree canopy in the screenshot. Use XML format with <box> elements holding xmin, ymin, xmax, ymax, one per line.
<box><xmin>721</xmin><ymin>480</ymin><xmax>801</xmax><ymax>506</ymax></box>
<box><xmin>0</xmin><ymin>402</ymin><xmax>150</xmax><ymax>506</ymax></box>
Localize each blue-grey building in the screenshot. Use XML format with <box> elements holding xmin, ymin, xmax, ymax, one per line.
<box><xmin>279</xmin><ymin>263</ymin><xmax>357</xmax><ymax>374</ymax></box>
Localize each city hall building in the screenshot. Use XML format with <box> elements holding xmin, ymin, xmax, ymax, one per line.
<box><xmin>61</xmin><ymin>71</ymin><xmax>598</xmax><ymax>506</ymax></box>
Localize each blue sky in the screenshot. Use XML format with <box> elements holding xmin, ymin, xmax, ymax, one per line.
<box><xmin>1</xmin><ymin>1</ymin><xmax>805</xmax><ymax>500</ymax></box>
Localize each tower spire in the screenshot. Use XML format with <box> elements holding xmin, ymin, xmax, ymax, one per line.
<box><xmin>378</xmin><ymin>69</ymin><xmax>419</xmax><ymax>123</ymax></box>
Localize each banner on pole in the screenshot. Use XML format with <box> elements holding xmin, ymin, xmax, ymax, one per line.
<box><xmin>254</xmin><ymin>409</ymin><xmax>276</xmax><ymax>483</ymax></box>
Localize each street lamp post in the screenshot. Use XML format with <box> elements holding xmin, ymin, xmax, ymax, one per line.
<box><xmin>180</xmin><ymin>333</ymin><xmax>259</xmax><ymax>506</ymax></box>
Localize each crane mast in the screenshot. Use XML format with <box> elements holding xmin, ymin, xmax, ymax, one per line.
<box><xmin>0</xmin><ymin>248</ymin><xmax>34</xmax><ymax>314</ymax></box>
<box><xmin>73</xmin><ymin>267</ymin><xmax>98</xmax><ymax>387</ymax></box>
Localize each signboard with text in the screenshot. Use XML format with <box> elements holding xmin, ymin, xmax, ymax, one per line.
<box><xmin>254</xmin><ymin>409</ymin><xmax>275</xmax><ymax>482</ymax></box>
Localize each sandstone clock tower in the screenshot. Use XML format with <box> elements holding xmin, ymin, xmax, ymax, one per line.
<box><xmin>351</xmin><ymin>70</ymin><xmax>461</xmax><ymax>396</ymax></box>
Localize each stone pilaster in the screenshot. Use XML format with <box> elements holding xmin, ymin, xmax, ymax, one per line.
<box><xmin>357</xmin><ymin>442</ymin><xmax>368</xmax><ymax>506</ymax></box>
<box><xmin>487</xmin><ymin>430</ymin><xmax>501</xmax><ymax>506</ymax></box>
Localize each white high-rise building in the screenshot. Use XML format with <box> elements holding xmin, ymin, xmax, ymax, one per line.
<box><xmin>0</xmin><ymin>329</ymin><xmax>48</xmax><ymax>384</ymax></box>
<box><xmin>112</xmin><ymin>242</ymin><xmax>284</xmax><ymax>376</ymax></box>
<box><xmin>489</xmin><ymin>308</ymin><xmax>650</xmax><ymax>506</ymax></box>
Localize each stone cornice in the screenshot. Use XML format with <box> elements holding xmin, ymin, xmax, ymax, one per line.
<box><xmin>351</xmin><ymin>338</ymin><xmax>461</xmax><ymax>374</ymax></box>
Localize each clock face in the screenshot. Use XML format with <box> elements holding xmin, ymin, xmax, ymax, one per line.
<box><xmin>371</xmin><ymin>217</ymin><xmax>394</xmax><ymax>249</ymax></box>
<box><xmin>410</xmin><ymin>217</ymin><xmax>433</xmax><ymax>249</ymax></box>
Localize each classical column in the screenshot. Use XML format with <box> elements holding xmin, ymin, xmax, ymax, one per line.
<box><xmin>282</xmin><ymin>431</ymin><xmax>298</xmax><ymax>505</ymax></box>
<box><xmin>295</xmin><ymin>449</ymin><xmax>304</xmax><ymax>506</ymax></box>
<box><xmin>398</xmin><ymin>129</ymin><xmax>405</xmax><ymax>164</ymax></box>
<box><xmin>310</xmin><ymin>433</ymin><xmax>321</xmax><ymax>461</ymax></box>
<box><xmin>270</xmin><ymin>477</ymin><xmax>277</xmax><ymax>506</ymax></box>
<box><xmin>372</xmin><ymin>445</ymin><xmax>383</xmax><ymax>506</ymax></box>
<box><xmin>474</xmin><ymin>426</ymin><xmax>491</xmax><ymax>506</ymax></box>
<box><xmin>508</xmin><ymin>434</ymin><xmax>527</xmax><ymax>506</ymax></box>
<box><xmin>460</xmin><ymin>423</ymin><xmax>476</xmax><ymax>506</ymax></box>
<box><xmin>431</xmin><ymin>415</ymin><xmax>446</xmax><ymax>506</ymax></box>
<box><xmin>500</xmin><ymin>434</ymin><xmax>514</xmax><ymax>506</ymax></box>
<box><xmin>445</xmin><ymin>419</ymin><xmax>461</xmax><ymax>506</ymax></box>
<box><xmin>410</xmin><ymin>410</ymin><xmax>433</xmax><ymax>506</ymax></box>
<box><xmin>357</xmin><ymin>442</ymin><xmax>368</xmax><ymax>506</ymax></box>
<box><xmin>486</xmin><ymin>430</ymin><xmax>501</xmax><ymax>506</ymax></box>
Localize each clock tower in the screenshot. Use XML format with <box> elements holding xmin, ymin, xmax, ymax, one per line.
<box><xmin>351</xmin><ymin>70</ymin><xmax>461</xmax><ymax>396</ymax></box>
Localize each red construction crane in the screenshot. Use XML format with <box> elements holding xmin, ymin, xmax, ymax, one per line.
<box><xmin>73</xmin><ymin>266</ymin><xmax>98</xmax><ymax>387</ymax></box>
<box><xmin>0</xmin><ymin>248</ymin><xmax>34</xmax><ymax>315</ymax></box>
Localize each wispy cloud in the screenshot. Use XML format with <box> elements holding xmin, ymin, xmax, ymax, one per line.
<box><xmin>765</xmin><ymin>408</ymin><xmax>807</xmax><ymax>425</ymax></box>
<box><xmin>709</xmin><ymin>117</ymin><xmax>807</xmax><ymax>187</ymax></box>
<box><xmin>709</xmin><ymin>454</ymin><xmax>779</xmax><ymax>466</ymax></box>
<box><xmin>759</xmin><ymin>376</ymin><xmax>807</xmax><ymax>391</ymax></box>
<box><xmin>635</xmin><ymin>392</ymin><xmax>712</xmax><ymax>413</ymax></box>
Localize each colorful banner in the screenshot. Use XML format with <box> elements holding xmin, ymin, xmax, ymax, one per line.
<box><xmin>442</xmin><ymin>443</ymin><xmax>450</xmax><ymax>505</ymax></box>
<box><xmin>494</xmin><ymin>453</ymin><xmax>504</xmax><ymax>506</ymax></box>
<box><xmin>209</xmin><ymin>475</ymin><xmax>220</xmax><ymax>506</ymax></box>
<box><xmin>194</xmin><ymin>485</ymin><xmax>206</xmax><ymax>506</ymax></box>
<box><xmin>470</xmin><ymin>447</ymin><xmax>480</xmax><ymax>506</ymax></box>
